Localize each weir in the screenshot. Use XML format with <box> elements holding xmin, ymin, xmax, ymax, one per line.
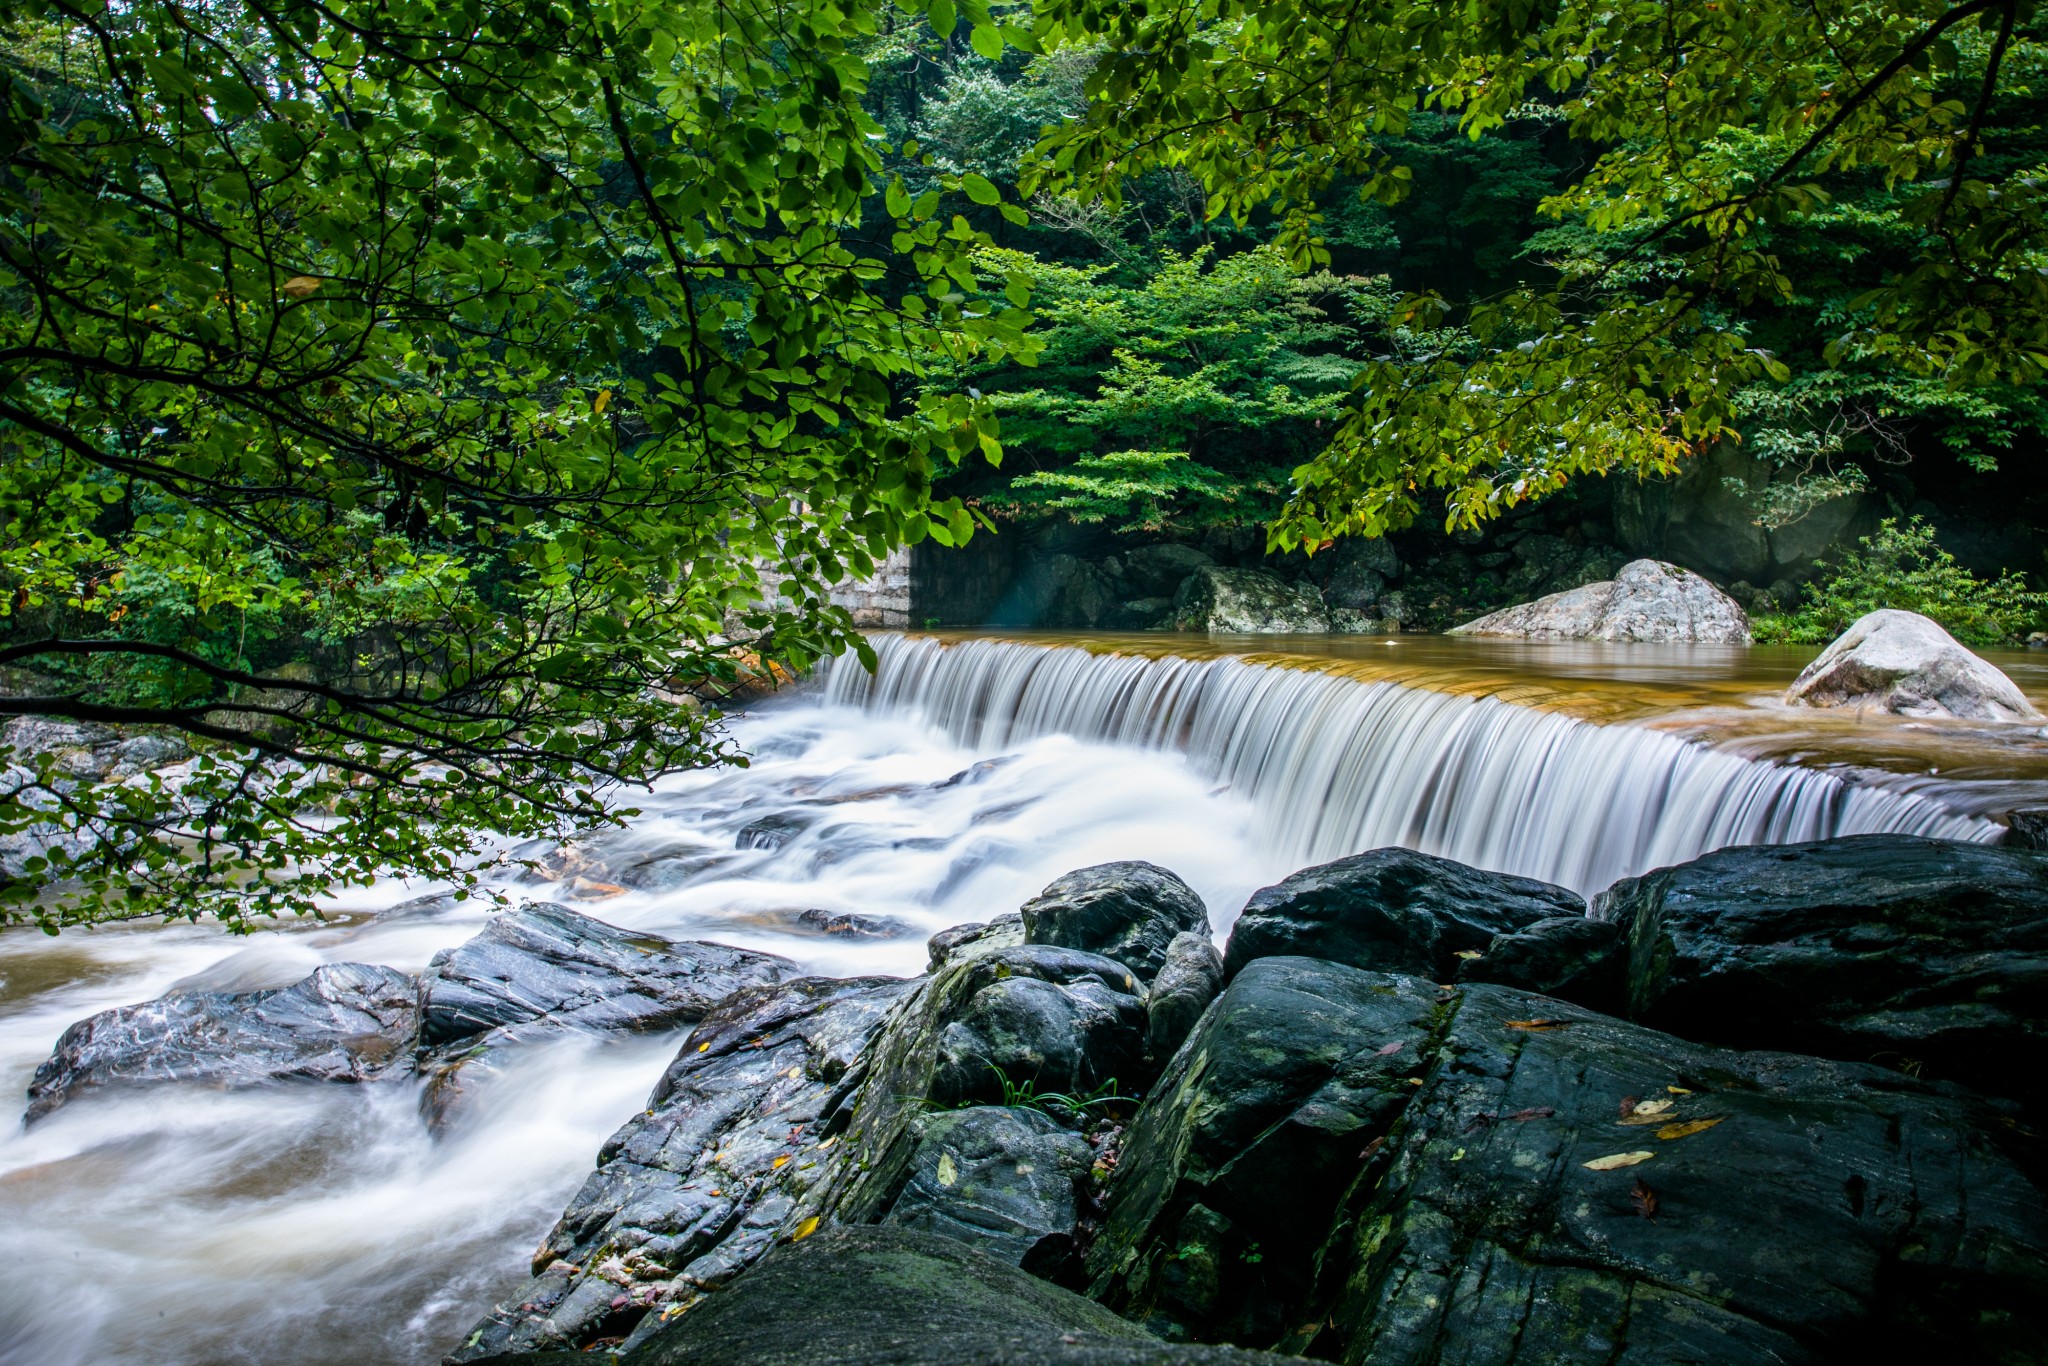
<box><xmin>823</xmin><ymin>633</ymin><xmax>1996</xmax><ymax>895</ymax></box>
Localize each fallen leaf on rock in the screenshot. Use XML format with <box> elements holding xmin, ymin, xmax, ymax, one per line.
<box><xmin>1632</xmin><ymin>1098</ymin><xmax>1675</xmax><ymax>1117</ymax></box>
<box><xmin>790</xmin><ymin>1216</ymin><xmax>820</xmax><ymax>1241</ymax></box>
<box><xmin>1667</xmin><ymin>1086</ymin><xmax>1693</xmax><ymax>1095</ymax></box>
<box><xmin>1584</xmin><ymin>1150</ymin><xmax>1656</xmax><ymax>1171</ymax></box>
<box><xmin>1506</xmin><ymin>1019</ymin><xmax>1570</xmax><ymax>1032</ymax></box>
<box><xmin>1619</xmin><ymin>1095</ymin><xmax>1639</xmax><ymax>1118</ymax></box>
<box><xmin>1507</xmin><ymin>1106</ymin><xmax>1555</xmax><ymax>1122</ymax></box>
<box><xmin>1657</xmin><ymin>1117</ymin><xmax>1724</xmax><ymax>1141</ymax></box>
<box><xmin>1359</xmin><ymin>1136</ymin><xmax>1385</xmax><ymax>1161</ymax></box>
<box><xmin>1630</xmin><ymin>1177</ymin><xmax>1659</xmax><ymax>1219</ymax></box>
<box><xmin>1376</xmin><ymin>1041</ymin><xmax>1404</xmax><ymax>1056</ymax></box>
<box><xmin>772</xmin><ymin>1155</ymin><xmax>789</xmax><ymax>1169</ymax></box>
<box><xmin>1454</xmin><ymin>950</ymin><xmax>1483</xmax><ymax>960</ymax></box>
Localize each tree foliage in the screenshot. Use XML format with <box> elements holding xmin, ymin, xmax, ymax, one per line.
<box><xmin>1026</xmin><ymin>0</ymin><xmax>2048</xmax><ymax>550</ymax></box>
<box><xmin>0</xmin><ymin>0</ymin><xmax>1034</xmax><ymax>928</ymax></box>
<box><xmin>1755</xmin><ymin>517</ymin><xmax>2046</xmax><ymax>645</ymax></box>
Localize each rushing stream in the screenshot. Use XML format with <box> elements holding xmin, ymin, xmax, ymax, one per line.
<box><xmin>3</xmin><ymin>631</ymin><xmax>2046</xmax><ymax>1365</ymax></box>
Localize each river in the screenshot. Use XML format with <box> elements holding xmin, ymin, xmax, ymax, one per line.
<box><xmin>3</xmin><ymin>631</ymin><xmax>2045</xmax><ymax>1364</ymax></box>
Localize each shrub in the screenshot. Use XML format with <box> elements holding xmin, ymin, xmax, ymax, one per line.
<box><xmin>1753</xmin><ymin>517</ymin><xmax>2046</xmax><ymax>647</ymax></box>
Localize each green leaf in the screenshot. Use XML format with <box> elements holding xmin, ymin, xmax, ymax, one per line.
<box><xmin>961</xmin><ymin>173</ymin><xmax>1001</xmax><ymax>206</ymax></box>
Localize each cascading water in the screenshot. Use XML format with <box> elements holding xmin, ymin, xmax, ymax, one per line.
<box><xmin>823</xmin><ymin>633</ymin><xmax>1997</xmax><ymax>894</ymax></box>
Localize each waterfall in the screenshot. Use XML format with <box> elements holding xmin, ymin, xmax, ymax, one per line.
<box><xmin>821</xmin><ymin>634</ymin><xmax>1995</xmax><ymax>895</ymax></box>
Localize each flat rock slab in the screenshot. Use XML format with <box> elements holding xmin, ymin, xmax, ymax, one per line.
<box><xmin>1449</xmin><ymin>558</ymin><xmax>1751</xmax><ymax>643</ymax></box>
<box><xmin>612</xmin><ymin>1225</ymin><xmax>1292</xmax><ymax>1366</ymax></box>
<box><xmin>1088</xmin><ymin>956</ymin><xmax>2048</xmax><ymax>1361</ymax></box>
<box><xmin>1222</xmin><ymin>846</ymin><xmax>1584</xmax><ymax>982</ymax></box>
<box><xmin>27</xmin><ymin>962</ymin><xmax>420</xmax><ymax>1122</ymax></box>
<box><xmin>419</xmin><ymin>902</ymin><xmax>795</xmax><ymax>1046</ymax></box>
<box><xmin>1785</xmin><ymin>608</ymin><xmax>2040</xmax><ymax>721</ymax></box>
<box><xmin>1593</xmin><ymin>834</ymin><xmax>2048</xmax><ymax>1109</ymax></box>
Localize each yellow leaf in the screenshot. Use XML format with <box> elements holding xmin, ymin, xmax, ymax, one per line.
<box><xmin>772</xmin><ymin>1155</ymin><xmax>789</xmax><ymax>1169</ymax></box>
<box><xmin>593</xmin><ymin>388</ymin><xmax>612</xmax><ymax>414</ymax></box>
<box><xmin>1454</xmin><ymin>950</ymin><xmax>1483</xmax><ymax>960</ymax></box>
<box><xmin>1657</xmin><ymin>1117</ymin><xmax>1724</xmax><ymax>1141</ymax></box>
<box><xmin>281</xmin><ymin>275</ymin><xmax>321</xmax><ymax>298</ymax></box>
<box><xmin>697</xmin><ymin>1042</ymin><xmax>710</xmax><ymax>1053</ymax></box>
<box><xmin>791</xmin><ymin>1216</ymin><xmax>820</xmax><ymax>1241</ymax></box>
<box><xmin>1584</xmin><ymin>1151</ymin><xmax>1656</xmax><ymax>1171</ymax></box>
<box><xmin>1632</xmin><ymin>1098</ymin><xmax>1674</xmax><ymax>1117</ymax></box>
<box><xmin>1506</xmin><ymin>1019</ymin><xmax>1570</xmax><ymax>1032</ymax></box>
<box><xmin>1667</xmin><ymin>1086</ymin><xmax>1693</xmax><ymax>1095</ymax></box>
<box><xmin>936</xmin><ymin>1152</ymin><xmax>958</xmax><ymax>1187</ymax></box>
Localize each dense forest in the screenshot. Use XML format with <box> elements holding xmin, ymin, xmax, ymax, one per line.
<box><xmin>3</xmin><ymin>0</ymin><xmax>2046</xmax><ymax>926</ymax></box>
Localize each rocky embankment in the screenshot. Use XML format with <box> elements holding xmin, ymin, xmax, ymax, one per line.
<box><xmin>23</xmin><ymin>839</ymin><xmax>2048</xmax><ymax>1365</ymax></box>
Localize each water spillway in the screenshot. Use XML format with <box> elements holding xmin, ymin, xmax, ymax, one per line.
<box><xmin>823</xmin><ymin>633</ymin><xmax>1997</xmax><ymax>895</ymax></box>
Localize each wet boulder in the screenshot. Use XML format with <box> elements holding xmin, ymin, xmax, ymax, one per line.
<box><xmin>1455</xmin><ymin>913</ymin><xmax>1628</xmax><ymax>1012</ymax></box>
<box><xmin>1172</xmin><ymin>567</ymin><xmax>1329</xmax><ymax>634</ymax></box>
<box><xmin>1145</xmin><ymin>932</ymin><xmax>1224</xmax><ymax>1061</ymax></box>
<box><xmin>448</xmin><ymin>975</ymin><xmax>915</xmax><ymax>1361</ymax></box>
<box><xmin>1088</xmin><ymin>957</ymin><xmax>2048</xmax><ymax>1362</ymax></box>
<box><xmin>26</xmin><ymin>962</ymin><xmax>419</xmax><ymax>1122</ymax></box>
<box><xmin>609</xmin><ymin>1224</ymin><xmax>1292</xmax><ymax>1365</ymax></box>
<box><xmin>927</xmin><ymin>912</ymin><xmax>1026</xmax><ymax>972</ymax></box>
<box><xmin>1221</xmin><ymin>847</ymin><xmax>1583</xmax><ymax>982</ymax></box>
<box><xmin>1449</xmin><ymin>557</ymin><xmax>1751</xmax><ymax>643</ymax></box>
<box><xmin>880</xmin><ymin>1106</ymin><xmax>1095</xmax><ymax>1274</ymax></box>
<box><xmin>419</xmin><ymin>902</ymin><xmax>793</xmax><ymax>1047</ymax></box>
<box><xmin>818</xmin><ymin>945</ymin><xmax>1147</xmax><ymax>1236</ymax></box>
<box><xmin>1785</xmin><ymin>609</ymin><xmax>2040</xmax><ymax>721</ymax></box>
<box><xmin>1021</xmin><ymin>862</ymin><xmax>1211</xmax><ymax>983</ymax></box>
<box><xmin>1123</xmin><ymin>542</ymin><xmax>1217</xmax><ymax>598</ymax></box>
<box><xmin>1592</xmin><ymin>834</ymin><xmax>2048</xmax><ymax>1109</ymax></box>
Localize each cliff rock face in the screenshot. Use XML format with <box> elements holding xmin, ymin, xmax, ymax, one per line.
<box><xmin>1448</xmin><ymin>558</ymin><xmax>1751</xmax><ymax>643</ymax></box>
<box><xmin>1785</xmin><ymin>609</ymin><xmax>2041</xmax><ymax>720</ymax></box>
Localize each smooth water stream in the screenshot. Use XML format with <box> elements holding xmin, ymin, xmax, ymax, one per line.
<box><xmin>3</xmin><ymin>631</ymin><xmax>2045</xmax><ymax>1364</ymax></box>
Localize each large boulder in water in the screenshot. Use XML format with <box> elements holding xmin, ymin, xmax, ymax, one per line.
<box><xmin>419</xmin><ymin>901</ymin><xmax>794</xmax><ymax>1046</ymax></box>
<box><xmin>603</xmin><ymin>1224</ymin><xmax>1290</xmax><ymax>1365</ymax></box>
<box><xmin>1591</xmin><ymin>834</ymin><xmax>2048</xmax><ymax>1109</ymax></box>
<box><xmin>26</xmin><ymin>962</ymin><xmax>419</xmax><ymax>1122</ymax></box>
<box><xmin>1086</xmin><ymin>956</ymin><xmax>2048</xmax><ymax>1360</ymax></box>
<box><xmin>1448</xmin><ymin>557</ymin><xmax>1751</xmax><ymax>643</ymax></box>
<box><xmin>1020</xmin><ymin>862</ymin><xmax>1211</xmax><ymax>983</ymax></box>
<box><xmin>1172</xmin><ymin>567</ymin><xmax>1329</xmax><ymax>633</ymax></box>
<box><xmin>1221</xmin><ymin>847</ymin><xmax>1584</xmax><ymax>982</ymax></box>
<box><xmin>1785</xmin><ymin>608</ymin><xmax>2040</xmax><ymax>720</ymax></box>
<box><xmin>450</xmin><ymin>974</ymin><xmax>916</xmax><ymax>1361</ymax></box>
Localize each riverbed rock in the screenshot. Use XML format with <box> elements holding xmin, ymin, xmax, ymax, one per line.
<box><xmin>1088</xmin><ymin>956</ymin><xmax>2048</xmax><ymax>1361</ymax></box>
<box><xmin>1123</xmin><ymin>543</ymin><xmax>1217</xmax><ymax>598</ymax></box>
<box><xmin>448</xmin><ymin>975</ymin><xmax>915</xmax><ymax>1361</ymax></box>
<box><xmin>1220</xmin><ymin>847</ymin><xmax>1584</xmax><ymax>982</ymax></box>
<box><xmin>1146</xmin><ymin>932</ymin><xmax>1224</xmax><ymax>1061</ymax></box>
<box><xmin>605</xmin><ymin>1224</ymin><xmax>1292</xmax><ymax>1365</ymax></box>
<box><xmin>928</xmin><ymin>912</ymin><xmax>1027</xmax><ymax>972</ymax></box>
<box><xmin>419</xmin><ymin>902</ymin><xmax>794</xmax><ymax>1047</ymax></box>
<box><xmin>880</xmin><ymin>1106</ymin><xmax>1095</xmax><ymax>1273</ymax></box>
<box><xmin>26</xmin><ymin>962</ymin><xmax>420</xmax><ymax>1122</ymax></box>
<box><xmin>1448</xmin><ymin>557</ymin><xmax>1751</xmax><ymax>643</ymax></box>
<box><xmin>1172</xmin><ymin>567</ymin><xmax>1329</xmax><ymax>633</ymax></box>
<box><xmin>1020</xmin><ymin>862</ymin><xmax>1212</xmax><ymax>983</ymax></box>
<box><xmin>1784</xmin><ymin>609</ymin><xmax>2041</xmax><ymax>721</ymax></box>
<box><xmin>1454</xmin><ymin>913</ymin><xmax>1629</xmax><ymax>1013</ymax></box>
<box><xmin>1592</xmin><ymin>834</ymin><xmax>2048</xmax><ymax>1109</ymax></box>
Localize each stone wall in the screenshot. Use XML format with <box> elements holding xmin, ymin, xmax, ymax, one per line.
<box><xmin>828</xmin><ymin>544</ymin><xmax>911</xmax><ymax>629</ymax></box>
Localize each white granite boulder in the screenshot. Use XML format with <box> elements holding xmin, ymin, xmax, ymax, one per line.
<box><xmin>1448</xmin><ymin>558</ymin><xmax>1750</xmax><ymax>643</ymax></box>
<box><xmin>1786</xmin><ymin>609</ymin><xmax>2041</xmax><ymax>721</ymax></box>
<box><xmin>1172</xmin><ymin>566</ymin><xmax>1329</xmax><ymax>632</ymax></box>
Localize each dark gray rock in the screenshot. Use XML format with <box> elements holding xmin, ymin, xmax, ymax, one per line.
<box><xmin>609</xmin><ymin>1225</ymin><xmax>1290</xmax><ymax>1365</ymax></box>
<box><xmin>1593</xmin><ymin>834</ymin><xmax>2048</xmax><ymax>1109</ymax></box>
<box><xmin>2010</xmin><ymin>808</ymin><xmax>2048</xmax><ymax>849</ymax></box>
<box><xmin>1089</xmin><ymin>956</ymin><xmax>2048</xmax><ymax>1362</ymax></box>
<box><xmin>1123</xmin><ymin>543</ymin><xmax>1217</xmax><ymax>598</ymax></box>
<box><xmin>1146</xmin><ymin>932</ymin><xmax>1223</xmax><ymax>1061</ymax></box>
<box><xmin>1172</xmin><ymin>567</ymin><xmax>1329</xmax><ymax>633</ymax></box>
<box><xmin>448</xmin><ymin>975</ymin><xmax>914</xmax><ymax>1361</ymax></box>
<box><xmin>419</xmin><ymin>902</ymin><xmax>793</xmax><ymax>1047</ymax></box>
<box><xmin>1455</xmin><ymin>914</ymin><xmax>1628</xmax><ymax>1012</ymax></box>
<box><xmin>928</xmin><ymin>912</ymin><xmax>1026</xmax><ymax>972</ymax></box>
<box><xmin>1021</xmin><ymin>862</ymin><xmax>1211</xmax><ymax>983</ymax></box>
<box><xmin>1221</xmin><ymin>847</ymin><xmax>1584</xmax><ymax>982</ymax></box>
<box><xmin>817</xmin><ymin>945</ymin><xmax>1146</xmax><ymax>1238</ymax></box>
<box><xmin>795</xmin><ymin>908</ymin><xmax>914</xmax><ymax>939</ymax></box>
<box><xmin>26</xmin><ymin>962</ymin><xmax>419</xmax><ymax>1122</ymax></box>
<box><xmin>881</xmin><ymin>1106</ymin><xmax>1094</xmax><ymax>1272</ymax></box>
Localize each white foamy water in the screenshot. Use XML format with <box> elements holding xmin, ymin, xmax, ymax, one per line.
<box><xmin>0</xmin><ymin>633</ymin><xmax>2012</xmax><ymax>1364</ymax></box>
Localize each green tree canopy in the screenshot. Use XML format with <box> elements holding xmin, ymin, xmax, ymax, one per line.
<box><xmin>1027</xmin><ymin>0</ymin><xmax>2048</xmax><ymax>549</ymax></box>
<box><xmin>0</xmin><ymin>0</ymin><xmax>1034</xmax><ymax>928</ymax></box>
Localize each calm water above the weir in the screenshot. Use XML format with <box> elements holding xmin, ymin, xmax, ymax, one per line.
<box><xmin>3</xmin><ymin>631</ymin><xmax>2044</xmax><ymax>1364</ymax></box>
